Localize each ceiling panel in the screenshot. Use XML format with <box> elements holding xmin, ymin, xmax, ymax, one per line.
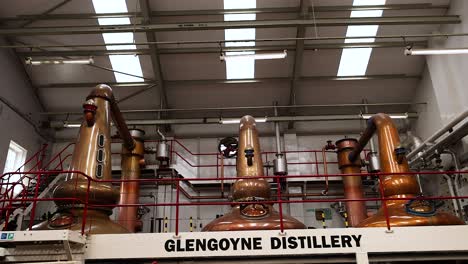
<box><xmin>149</xmin><ymin>0</ymin><xmax>224</xmax><ymax>11</ymax></box>
<box><xmin>366</xmin><ymin>47</ymin><xmax>425</xmax><ymax>75</ymax></box>
<box><xmin>160</xmin><ymin>53</ymin><xmax>226</xmax><ymax>80</ymax></box>
<box><xmin>295</xmin><ymin>79</ymin><xmax>419</xmax><ymax>105</ymax></box>
<box><xmin>166</xmin><ymin>82</ymin><xmax>290</xmax><ymax>109</ymax></box>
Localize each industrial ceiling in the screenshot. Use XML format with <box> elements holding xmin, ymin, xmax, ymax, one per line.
<box><xmin>0</xmin><ymin>0</ymin><xmax>456</xmax><ymax>136</ymax></box>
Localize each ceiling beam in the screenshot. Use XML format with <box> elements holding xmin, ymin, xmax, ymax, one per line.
<box><xmin>15</xmin><ymin>41</ymin><xmax>427</xmax><ymax>57</ymax></box>
<box><xmin>139</xmin><ymin>0</ymin><xmax>168</xmax><ymax>112</ymax></box>
<box><xmin>0</xmin><ymin>16</ymin><xmax>460</xmax><ymax>36</ymax></box>
<box><xmin>35</xmin><ymin>74</ymin><xmax>421</xmax><ymax>89</ymax></box>
<box><xmin>1</xmin><ymin>4</ymin><xmax>448</xmax><ymax>22</ymax></box>
<box><xmin>288</xmin><ymin>0</ymin><xmax>309</xmax><ymax>128</ymax></box>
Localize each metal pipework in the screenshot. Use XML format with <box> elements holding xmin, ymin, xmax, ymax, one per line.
<box><xmin>33</xmin><ymin>84</ymin><xmax>130</xmax><ymax>234</ymax></box>
<box><xmin>87</xmin><ymin>85</ymin><xmax>135</xmax><ymax>151</ymax></box>
<box><xmin>407</xmin><ymin>109</ymin><xmax>468</xmax><ymax>160</ymax></box>
<box><xmin>202</xmin><ymin>115</ymin><xmax>305</xmax><ymax>231</ymax></box>
<box><xmin>118</xmin><ymin>129</ymin><xmax>145</xmax><ymax>233</ymax></box>
<box><xmin>335</xmin><ymin>138</ymin><xmax>368</xmax><ymax>227</ymax></box>
<box><xmin>348</xmin><ymin>113</ymin><xmax>463</xmax><ymax>227</ymax></box>
<box><xmin>273</xmin><ymin>104</ymin><xmax>288</xmax><ymax>176</ymax></box>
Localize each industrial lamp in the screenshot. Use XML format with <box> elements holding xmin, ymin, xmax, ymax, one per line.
<box><xmin>25</xmin><ymin>57</ymin><xmax>95</xmax><ymax>65</ymax></box>
<box><xmin>220</xmin><ymin>50</ymin><xmax>287</xmax><ymax>61</ymax></box>
<box><xmin>405</xmin><ymin>47</ymin><xmax>468</xmax><ymax>56</ymax></box>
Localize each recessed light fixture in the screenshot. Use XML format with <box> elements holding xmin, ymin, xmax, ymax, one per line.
<box><xmin>220</xmin><ymin>50</ymin><xmax>287</xmax><ymax>61</ymax></box>
<box><xmin>337</xmin><ymin>0</ymin><xmax>386</xmax><ymax>76</ymax></box>
<box><xmin>92</xmin><ymin>0</ymin><xmax>144</xmax><ymax>83</ymax></box>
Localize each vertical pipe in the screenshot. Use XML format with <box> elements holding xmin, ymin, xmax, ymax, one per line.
<box><xmin>28</xmin><ymin>174</ymin><xmax>42</xmax><ymax>229</ymax></box>
<box><xmin>118</xmin><ymin>129</ymin><xmax>144</xmax><ymax>232</ymax></box>
<box><xmin>335</xmin><ymin>139</ymin><xmax>367</xmax><ymax>227</ymax></box>
<box><xmin>276</xmin><ymin>175</ymin><xmax>284</xmax><ymax>233</ymax></box>
<box><xmin>274</xmin><ymin>105</ymin><xmax>282</xmax><ymax>155</ymax></box>
<box><xmin>175</xmin><ymin>178</ymin><xmax>180</xmax><ymax>236</ymax></box>
<box><xmin>378</xmin><ymin>175</ymin><xmax>391</xmax><ymax>231</ymax></box>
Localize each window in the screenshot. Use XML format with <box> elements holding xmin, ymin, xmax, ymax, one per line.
<box><xmin>337</xmin><ymin>0</ymin><xmax>386</xmax><ymax>76</ymax></box>
<box><xmin>224</xmin><ymin>0</ymin><xmax>256</xmax><ymax>79</ymax></box>
<box><xmin>92</xmin><ymin>0</ymin><xmax>144</xmax><ymax>83</ymax></box>
<box><xmin>3</xmin><ymin>141</ymin><xmax>27</xmax><ymax>195</ymax></box>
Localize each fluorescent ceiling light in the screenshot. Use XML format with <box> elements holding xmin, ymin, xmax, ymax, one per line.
<box><xmin>337</xmin><ymin>0</ymin><xmax>386</xmax><ymax>76</ymax></box>
<box><xmin>92</xmin><ymin>0</ymin><xmax>144</xmax><ymax>83</ymax></box>
<box><xmin>26</xmin><ymin>58</ymin><xmax>94</xmax><ymax>65</ymax></box>
<box><xmin>224</xmin><ymin>0</ymin><xmax>256</xmax><ymax>80</ymax></box>
<box><xmin>361</xmin><ymin>113</ymin><xmax>408</xmax><ymax>119</ymax></box>
<box><xmin>220</xmin><ymin>117</ymin><xmax>267</xmax><ymax>124</ymax></box>
<box><xmin>220</xmin><ymin>50</ymin><xmax>287</xmax><ymax>61</ymax></box>
<box><xmin>63</xmin><ymin>122</ymin><xmax>81</xmax><ymax>128</ymax></box>
<box><xmin>405</xmin><ymin>47</ymin><xmax>468</xmax><ymax>56</ymax></box>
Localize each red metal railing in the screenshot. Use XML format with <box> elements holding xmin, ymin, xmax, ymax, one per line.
<box><xmin>1</xmin><ymin>169</ymin><xmax>468</xmax><ymax>235</ymax></box>
<box><xmin>0</xmin><ymin>143</ymin><xmax>75</xmax><ymax>229</ymax></box>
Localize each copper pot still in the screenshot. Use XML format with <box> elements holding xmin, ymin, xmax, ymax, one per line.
<box><xmin>203</xmin><ymin>116</ymin><xmax>305</xmax><ymax>231</ymax></box>
<box><xmin>348</xmin><ymin>113</ymin><xmax>463</xmax><ymax>227</ymax></box>
<box><xmin>33</xmin><ymin>84</ymin><xmax>134</xmax><ymax>234</ymax></box>
<box><xmin>335</xmin><ymin>138</ymin><xmax>368</xmax><ymax>227</ymax></box>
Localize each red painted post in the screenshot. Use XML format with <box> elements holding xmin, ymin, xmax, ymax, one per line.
<box><xmin>175</xmin><ymin>178</ymin><xmax>180</xmax><ymax>236</ymax></box>
<box><xmin>378</xmin><ymin>175</ymin><xmax>391</xmax><ymax>231</ymax></box>
<box><xmin>276</xmin><ymin>175</ymin><xmax>284</xmax><ymax>233</ymax></box>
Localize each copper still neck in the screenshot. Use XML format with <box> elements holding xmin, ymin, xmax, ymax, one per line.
<box><xmin>202</xmin><ymin>115</ymin><xmax>305</xmax><ymax>231</ymax></box>
<box><xmin>232</xmin><ymin>115</ymin><xmax>270</xmax><ymax>202</ymax></box>
<box><xmin>349</xmin><ymin>113</ymin><xmax>463</xmax><ymax>227</ymax></box>
<box><xmin>335</xmin><ymin>138</ymin><xmax>367</xmax><ymax>227</ymax></box>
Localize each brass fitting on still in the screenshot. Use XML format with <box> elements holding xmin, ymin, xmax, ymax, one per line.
<box><xmin>82</xmin><ymin>99</ymin><xmax>97</xmax><ymax>126</ymax></box>
<box><xmin>244</xmin><ymin>146</ymin><xmax>254</xmax><ymax>166</ymax></box>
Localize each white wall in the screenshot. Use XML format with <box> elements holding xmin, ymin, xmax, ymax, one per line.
<box><xmin>0</xmin><ymin>39</ymin><xmax>48</xmax><ymax>175</ymax></box>
<box><xmin>411</xmin><ymin>0</ymin><xmax>468</xmax><ymax>148</ymax></box>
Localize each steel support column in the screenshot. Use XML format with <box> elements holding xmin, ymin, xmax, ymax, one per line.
<box><xmin>288</xmin><ymin>0</ymin><xmax>309</xmax><ymax>128</ymax></box>
<box><xmin>139</xmin><ymin>0</ymin><xmax>168</xmax><ymax>112</ymax></box>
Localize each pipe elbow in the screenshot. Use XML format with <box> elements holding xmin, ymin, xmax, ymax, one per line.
<box><xmin>87</xmin><ymin>84</ymin><xmax>116</xmax><ymax>102</ymax></box>
<box><xmin>239</xmin><ymin>115</ymin><xmax>257</xmax><ymax>130</ymax></box>
<box><xmin>369</xmin><ymin>113</ymin><xmax>392</xmax><ymax>125</ymax></box>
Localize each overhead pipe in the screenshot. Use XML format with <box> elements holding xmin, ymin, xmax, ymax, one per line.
<box><xmin>51</xmin><ymin>112</ymin><xmax>418</xmax><ymax>128</ymax></box>
<box><xmin>42</xmin><ymin>103</ymin><xmax>423</xmax><ymax>116</ymax></box>
<box><xmin>273</xmin><ymin>104</ymin><xmax>287</xmax><ymax>176</ymax></box>
<box><xmin>203</xmin><ymin>116</ymin><xmax>305</xmax><ymax>231</ymax></box>
<box><xmin>348</xmin><ymin>113</ymin><xmax>463</xmax><ymax>227</ymax></box>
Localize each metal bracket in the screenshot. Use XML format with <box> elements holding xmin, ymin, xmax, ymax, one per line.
<box><xmin>63</xmin><ymin>240</ymin><xmax>73</xmax><ymax>261</ymax></box>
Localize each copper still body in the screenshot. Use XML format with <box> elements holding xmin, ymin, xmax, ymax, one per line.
<box><xmin>203</xmin><ymin>116</ymin><xmax>305</xmax><ymax>231</ymax></box>
<box><xmin>348</xmin><ymin>113</ymin><xmax>463</xmax><ymax>227</ymax></box>
<box><xmin>335</xmin><ymin>138</ymin><xmax>368</xmax><ymax>227</ymax></box>
<box><xmin>33</xmin><ymin>84</ymin><xmax>136</xmax><ymax>234</ymax></box>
